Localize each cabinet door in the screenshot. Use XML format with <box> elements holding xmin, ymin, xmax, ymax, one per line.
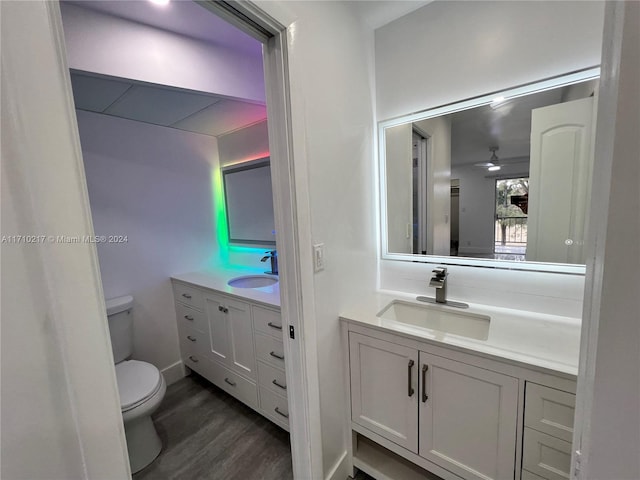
<box><xmin>419</xmin><ymin>352</ymin><xmax>518</xmax><ymax>480</ymax></box>
<box><xmin>204</xmin><ymin>293</ymin><xmax>230</xmax><ymax>364</ymax></box>
<box><xmin>349</xmin><ymin>332</ymin><xmax>419</xmax><ymax>453</ymax></box>
<box><xmin>225</xmin><ymin>297</ymin><xmax>256</xmax><ymax>380</ymax></box>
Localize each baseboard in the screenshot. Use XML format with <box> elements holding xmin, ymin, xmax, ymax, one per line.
<box><xmin>326</xmin><ymin>450</ymin><xmax>349</xmax><ymax>480</ymax></box>
<box><xmin>161</xmin><ymin>360</ymin><xmax>186</xmax><ymax>386</ymax></box>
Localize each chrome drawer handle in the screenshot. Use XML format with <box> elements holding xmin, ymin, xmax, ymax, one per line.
<box><xmin>187</xmin><ymin>335</ymin><xmax>196</xmax><ymax>342</ymax></box>
<box><xmin>224</xmin><ymin>377</ymin><xmax>236</xmax><ymax>387</ymax></box>
<box><xmin>189</xmin><ymin>355</ymin><xmax>198</xmax><ymax>363</ymax></box>
<box><xmin>272</xmin><ymin>379</ymin><xmax>287</xmax><ymax>390</ymax></box>
<box><xmin>182</xmin><ymin>293</ymin><xmax>192</xmax><ymax>299</ymax></box>
<box><xmin>267</xmin><ymin>322</ymin><xmax>282</xmax><ymax>330</ymax></box>
<box><xmin>274</xmin><ymin>407</ymin><xmax>289</xmax><ymax>419</ymax></box>
<box><xmin>184</xmin><ymin>315</ymin><xmax>194</xmax><ymax>321</ymax></box>
<box><xmin>269</xmin><ymin>351</ymin><xmax>284</xmax><ymax>360</ymax></box>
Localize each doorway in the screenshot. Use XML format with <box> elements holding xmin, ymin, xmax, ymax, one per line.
<box><xmin>494</xmin><ymin>177</ymin><xmax>529</xmax><ymax>259</ymax></box>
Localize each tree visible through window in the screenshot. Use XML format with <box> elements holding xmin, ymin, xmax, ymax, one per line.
<box><xmin>495</xmin><ymin>178</ymin><xmax>528</xmax><ymax>254</ymax></box>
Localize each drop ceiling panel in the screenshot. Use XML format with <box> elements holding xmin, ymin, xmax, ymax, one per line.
<box><xmin>70</xmin><ymin>73</ymin><xmax>131</xmax><ymax>112</ymax></box>
<box><xmin>173</xmin><ymin>99</ymin><xmax>267</xmax><ymax>136</ymax></box>
<box><xmin>105</xmin><ymin>85</ymin><xmax>219</xmax><ymax>126</ymax></box>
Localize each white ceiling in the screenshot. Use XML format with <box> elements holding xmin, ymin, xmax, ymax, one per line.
<box><xmin>349</xmin><ymin>0</ymin><xmax>433</xmax><ymax>29</ymax></box>
<box><xmin>71</xmin><ymin>71</ymin><xmax>267</xmax><ymax>137</ymax></box>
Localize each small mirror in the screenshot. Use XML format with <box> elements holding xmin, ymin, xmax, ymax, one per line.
<box><xmin>381</xmin><ymin>70</ymin><xmax>599</xmax><ymax>272</ymax></box>
<box><xmin>222</xmin><ymin>157</ymin><xmax>275</xmax><ymax>246</ymax></box>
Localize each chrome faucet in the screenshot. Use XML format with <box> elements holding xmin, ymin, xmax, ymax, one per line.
<box><xmin>261</xmin><ymin>250</ymin><xmax>278</xmax><ymax>275</ymax></box>
<box><xmin>429</xmin><ymin>267</ymin><xmax>448</xmax><ymax>304</ymax></box>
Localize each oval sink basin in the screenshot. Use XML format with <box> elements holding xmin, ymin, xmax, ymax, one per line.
<box><xmin>228</xmin><ymin>275</ymin><xmax>278</xmax><ymax>289</ymax></box>
<box><xmin>377</xmin><ymin>300</ymin><xmax>490</xmax><ymax>340</ymax></box>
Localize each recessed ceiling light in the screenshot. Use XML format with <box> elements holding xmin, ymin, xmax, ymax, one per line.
<box><xmin>149</xmin><ymin>0</ymin><xmax>170</xmax><ymax>6</ymax></box>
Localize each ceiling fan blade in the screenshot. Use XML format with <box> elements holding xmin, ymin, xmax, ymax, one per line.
<box><xmin>474</xmin><ymin>162</ymin><xmax>495</xmax><ymax>167</ymax></box>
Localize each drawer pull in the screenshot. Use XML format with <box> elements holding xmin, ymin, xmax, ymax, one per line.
<box><xmin>187</xmin><ymin>335</ymin><xmax>196</xmax><ymax>342</ymax></box>
<box><xmin>274</xmin><ymin>407</ymin><xmax>289</xmax><ymax>419</ymax></box>
<box><xmin>182</xmin><ymin>293</ymin><xmax>192</xmax><ymax>299</ymax></box>
<box><xmin>422</xmin><ymin>364</ymin><xmax>429</xmax><ymax>403</ymax></box>
<box><xmin>272</xmin><ymin>379</ymin><xmax>287</xmax><ymax>390</ymax></box>
<box><xmin>184</xmin><ymin>315</ymin><xmax>194</xmax><ymax>321</ymax></box>
<box><xmin>270</xmin><ymin>351</ymin><xmax>285</xmax><ymax>360</ymax></box>
<box><xmin>224</xmin><ymin>377</ymin><xmax>236</xmax><ymax>387</ymax></box>
<box><xmin>218</xmin><ymin>305</ymin><xmax>229</xmax><ymax>313</ymax></box>
<box><xmin>407</xmin><ymin>359</ymin><xmax>415</xmax><ymax>397</ymax></box>
<box><xmin>188</xmin><ymin>355</ymin><xmax>198</xmax><ymax>363</ymax></box>
<box><xmin>268</xmin><ymin>322</ymin><xmax>282</xmax><ymax>330</ymax></box>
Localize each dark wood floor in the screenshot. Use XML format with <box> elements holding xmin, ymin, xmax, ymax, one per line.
<box><xmin>134</xmin><ymin>372</ymin><xmax>374</xmax><ymax>480</ymax></box>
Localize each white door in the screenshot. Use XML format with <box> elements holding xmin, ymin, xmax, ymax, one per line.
<box><xmin>419</xmin><ymin>352</ymin><xmax>518</xmax><ymax>480</ymax></box>
<box><xmin>205</xmin><ymin>293</ymin><xmax>230</xmax><ymax>364</ymax></box>
<box><xmin>349</xmin><ymin>332</ymin><xmax>419</xmax><ymax>453</ymax></box>
<box><xmin>527</xmin><ymin>97</ymin><xmax>595</xmax><ymax>264</ymax></box>
<box><xmin>225</xmin><ymin>297</ymin><xmax>257</xmax><ymax>380</ymax></box>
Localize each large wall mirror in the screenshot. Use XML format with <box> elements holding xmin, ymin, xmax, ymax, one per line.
<box><xmin>380</xmin><ymin>68</ymin><xmax>600</xmax><ymax>273</ymax></box>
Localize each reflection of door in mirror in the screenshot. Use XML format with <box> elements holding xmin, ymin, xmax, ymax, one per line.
<box><xmin>527</xmin><ymin>96</ymin><xmax>596</xmax><ymax>264</ymax></box>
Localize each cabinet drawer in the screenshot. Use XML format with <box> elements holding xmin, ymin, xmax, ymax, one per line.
<box><xmin>176</xmin><ymin>302</ymin><xmax>207</xmax><ymax>334</ymax></box>
<box><xmin>525</xmin><ymin>383</ymin><xmax>575</xmax><ymax>442</ymax></box>
<box><xmin>178</xmin><ymin>326</ymin><xmax>207</xmax><ymax>358</ymax></box>
<box><xmin>255</xmin><ymin>332</ymin><xmax>285</xmax><ymax>369</ymax></box>
<box><xmin>209</xmin><ymin>359</ymin><xmax>258</xmax><ymax>410</ymax></box>
<box><xmin>259</xmin><ymin>386</ymin><xmax>289</xmax><ymax>430</ymax></box>
<box><xmin>257</xmin><ymin>360</ymin><xmax>288</xmax><ymax>396</ymax></box>
<box><xmin>183</xmin><ymin>349</ymin><xmax>208</xmax><ymax>376</ymax></box>
<box><xmin>523</xmin><ymin>428</ymin><xmax>572</xmax><ymax>480</ymax></box>
<box><xmin>253</xmin><ymin>305</ymin><xmax>284</xmax><ymax>339</ymax></box>
<box><xmin>173</xmin><ymin>282</ymin><xmax>204</xmax><ymax>310</ymax></box>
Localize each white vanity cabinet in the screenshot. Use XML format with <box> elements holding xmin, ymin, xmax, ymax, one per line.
<box><xmin>172</xmin><ymin>279</ymin><xmax>289</xmax><ymax>431</ymax></box>
<box><xmin>349</xmin><ymin>331</ymin><xmax>518</xmax><ymax>480</ymax></box>
<box><xmin>345</xmin><ymin>323</ymin><xmax>577</xmax><ymax>480</ymax></box>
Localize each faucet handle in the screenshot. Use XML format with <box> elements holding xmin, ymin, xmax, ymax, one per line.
<box><xmin>432</xmin><ymin>267</ymin><xmax>447</xmax><ymax>277</ymax></box>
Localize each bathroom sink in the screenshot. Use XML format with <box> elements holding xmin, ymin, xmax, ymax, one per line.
<box><xmin>377</xmin><ymin>300</ymin><xmax>490</xmax><ymax>340</ymax></box>
<box><xmin>227</xmin><ymin>275</ymin><xmax>278</xmax><ymax>289</ymax></box>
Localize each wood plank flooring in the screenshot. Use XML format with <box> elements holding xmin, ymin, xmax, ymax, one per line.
<box><xmin>133</xmin><ymin>372</ymin><xmax>374</xmax><ymax>480</ymax></box>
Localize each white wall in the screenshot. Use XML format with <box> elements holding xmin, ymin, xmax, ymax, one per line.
<box><xmin>375</xmin><ymin>0</ymin><xmax>605</xmax><ymax>120</ymax></box>
<box><xmin>1</xmin><ymin>2</ymin><xmax>129</xmax><ymax>478</ymax></box>
<box><xmin>376</xmin><ymin>0</ymin><xmax>605</xmax><ymax>315</ymax></box>
<box><xmin>218</xmin><ymin>120</ymin><xmax>270</xmax><ymax>167</ymax></box>
<box><xmin>255</xmin><ymin>2</ymin><xmax>378</xmax><ymax>478</ymax></box>
<box><xmin>60</xmin><ymin>2</ymin><xmax>265</xmax><ymax>102</ymax></box>
<box><xmin>581</xmin><ymin>1</ymin><xmax>640</xmax><ymax>477</ymax></box>
<box><xmin>76</xmin><ymin>110</ymin><xmax>219</xmax><ymax>382</ymax></box>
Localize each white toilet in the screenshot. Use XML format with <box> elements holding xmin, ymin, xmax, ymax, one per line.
<box><xmin>106</xmin><ymin>295</ymin><xmax>167</xmax><ymax>474</ymax></box>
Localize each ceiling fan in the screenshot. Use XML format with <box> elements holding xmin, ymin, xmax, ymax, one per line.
<box><xmin>474</xmin><ymin>146</ymin><xmax>501</xmax><ymax>171</ymax></box>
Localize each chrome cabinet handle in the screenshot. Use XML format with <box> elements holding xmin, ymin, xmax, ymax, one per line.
<box><xmin>274</xmin><ymin>407</ymin><xmax>289</xmax><ymax>419</ymax></box>
<box><xmin>218</xmin><ymin>305</ymin><xmax>229</xmax><ymax>313</ymax></box>
<box><xmin>272</xmin><ymin>379</ymin><xmax>287</xmax><ymax>390</ymax></box>
<box><xmin>189</xmin><ymin>355</ymin><xmax>198</xmax><ymax>363</ymax></box>
<box><xmin>184</xmin><ymin>315</ymin><xmax>194</xmax><ymax>321</ymax></box>
<box><xmin>182</xmin><ymin>293</ymin><xmax>192</xmax><ymax>299</ymax></box>
<box><xmin>422</xmin><ymin>364</ymin><xmax>429</xmax><ymax>403</ymax></box>
<box><xmin>268</xmin><ymin>322</ymin><xmax>282</xmax><ymax>330</ymax></box>
<box><xmin>408</xmin><ymin>359</ymin><xmax>415</xmax><ymax>397</ymax></box>
<box><xmin>270</xmin><ymin>351</ymin><xmax>285</xmax><ymax>360</ymax></box>
<box><xmin>224</xmin><ymin>378</ymin><xmax>236</xmax><ymax>387</ymax></box>
<box><xmin>187</xmin><ymin>335</ymin><xmax>196</xmax><ymax>342</ymax></box>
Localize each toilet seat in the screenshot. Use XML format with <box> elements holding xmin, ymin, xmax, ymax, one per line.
<box><xmin>115</xmin><ymin>360</ymin><xmax>163</xmax><ymax>412</ymax></box>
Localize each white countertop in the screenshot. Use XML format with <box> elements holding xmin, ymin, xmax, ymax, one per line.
<box><xmin>171</xmin><ymin>266</ymin><xmax>281</xmax><ymax>308</ymax></box>
<box><xmin>340</xmin><ymin>290</ymin><xmax>581</xmax><ymax>377</ymax></box>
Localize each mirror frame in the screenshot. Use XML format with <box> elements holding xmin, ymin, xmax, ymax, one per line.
<box><xmin>379</xmin><ymin>67</ymin><xmax>601</xmax><ymax>274</ymax></box>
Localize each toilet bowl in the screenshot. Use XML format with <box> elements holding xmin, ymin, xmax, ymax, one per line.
<box><xmin>116</xmin><ymin>360</ymin><xmax>167</xmax><ymax>474</ymax></box>
<box><xmin>106</xmin><ymin>296</ymin><xmax>166</xmax><ymax>474</ymax></box>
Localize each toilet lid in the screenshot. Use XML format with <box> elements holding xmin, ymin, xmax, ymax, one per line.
<box><xmin>115</xmin><ymin>360</ymin><xmax>162</xmax><ymax>411</ymax></box>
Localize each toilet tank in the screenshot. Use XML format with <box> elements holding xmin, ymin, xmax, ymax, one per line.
<box><xmin>106</xmin><ymin>295</ymin><xmax>134</xmax><ymax>364</ymax></box>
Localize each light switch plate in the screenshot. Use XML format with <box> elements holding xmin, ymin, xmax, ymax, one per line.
<box><xmin>313</xmin><ymin>243</ymin><xmax>325</xmax><ymax>272</ymax></box>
